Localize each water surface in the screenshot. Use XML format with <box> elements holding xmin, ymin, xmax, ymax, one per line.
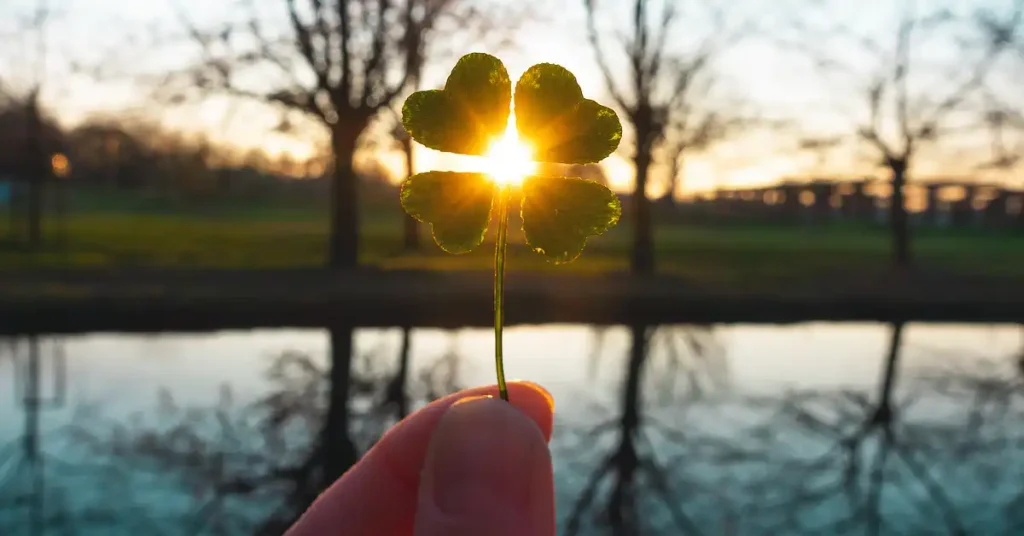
<box><xmin>1</xmin><ymin>322</ymin><xmax>1022</xmax><ymax>535</ymax></box>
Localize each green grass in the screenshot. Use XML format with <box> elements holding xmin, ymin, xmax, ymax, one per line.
<box><xmin>3</xmin><ymin>197</ymin><xmax>1023</xmax><ymax>286</ymax></box>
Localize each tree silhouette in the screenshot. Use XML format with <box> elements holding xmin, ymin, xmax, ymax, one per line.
<box><xmin>786</xmin><ymin>0</ymin><xmax>1022</xmax><ymax>267</ymax></box>
<box><xmin>0</xmin><ymin>0</ymin><xmax>62</xmax><ymax>249</ymax></box>
<box><xmin>168</xmin><ymin>0</ymin><xmax>518</xmax><ymax>269</ymax></box>
<box><xmin>582</xmin><ymin>0</ymin><xmax>761</xmax><ymax>274</ymax></box>
<box><xmin>976</xmin><ymin>9</ymin><xmax>1024</xmax><ymax>172</ymax></box>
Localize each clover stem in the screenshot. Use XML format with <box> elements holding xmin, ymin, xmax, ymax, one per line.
<box><xmin>493</xmin><ymin>184</ymin><xmax>511</xmax><ymax>402</ymax></box>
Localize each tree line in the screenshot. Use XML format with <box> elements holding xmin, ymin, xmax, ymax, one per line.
<box><xmin>2</xmin><ymin>0</ymin><xmax>1023</xmax><ymax>274</ymax></box>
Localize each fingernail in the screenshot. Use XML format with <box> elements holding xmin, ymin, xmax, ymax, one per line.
<box><xmin>453</xmin><ymin>394</ymin><xmax>493</xmax><ymax>407</ymax></box>
<box><xmin>512</xmin><ymin>380</ymin><xmax>555</xmax><ymax>413</ymax></box>
<box><xmin>424</xmin><ymin>397</ymin><xmax>546</xmax><ymax>516</ymax></box>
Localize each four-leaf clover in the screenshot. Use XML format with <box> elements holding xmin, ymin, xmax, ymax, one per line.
<box><xmin>400</xmin><ymin>53</ymin><xmax>623</xmax><ymax>263</ymax></box>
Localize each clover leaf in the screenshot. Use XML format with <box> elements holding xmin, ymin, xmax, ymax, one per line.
<box><xmin>399</xmin><ymin>53</ymin><xmax>623</xmax><ymax>402</ymax></box>
<box><xmin>521</xmin><ymin>176</ymin><xmax>622</xmax><ymax>263</ymax></box>
<box><xmin>400</xmin><ymin>171</ymin><xmax>496</xmax><ymax>254</ymax></box>
<box><xmin>401</xmin><ymin>53</ymin><xmax>622</xmax><ymax>263</ymax></box>
<box><xmin>401</xmin><ymin>53</ymin><xmax>511</xmax><ymax>156</ymax></box>
<box><xmin>515</xmin><ymin>63</ymin><xmax>622</xmax><ymax>165</ymax></box>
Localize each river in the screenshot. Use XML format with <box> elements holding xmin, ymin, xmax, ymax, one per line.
<box><xmin>1</xmin><ymin>322</ymin><xmax>1022</xmax><ymax>535</ymax></box>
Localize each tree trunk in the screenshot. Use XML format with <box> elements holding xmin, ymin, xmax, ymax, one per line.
<box><xmin>394</xmin><ymin>326</ymin><xmax>412</xmax><ymax>419</ymax></box>
<box><xmin>663</xmin><ymin>155</ymin><xmax>682</xmax><ymax>208</ymax></box>
<box><xmin>608</xmin><ymin>323</ymin><xmax>649</xmax><ymax>533</ymax></box>
<box><xmin>888</xmin><ymin>158</ymin><xmax>910</xmax><ymax>267</ymax></box>
<box><xmin>24</xmin><ymin>337</ymin><xmax>43</xmax><ymax>536</ymax></box>
<box><xmin>874</xmin><ymin>321</ymin><xmax>904</xmax><ymax>422</ymax></box>
<box><xmin>26</xmin><ymin>100</ymin><xmax>45</xmax><ymax>248</ymax></box>
<box><xmin>329</xmin><ymin>125</ymin><xmax>363</xmax><ymax>269</ymax></box>
<box><xmin>27</xmin><ymin>178</ymin><xmax>42</xmax><ymax>247</ymax></box>
<box><xmin>631</xmin><ymin>142</ymin><xmax>655</xmax><ymax>275</ymax></box>
<box><xmin>10</xmin><ymin>184</ymin><xmax>24</xmax><ymax>242</ymax></box>
<box><xmin>323</xmin><ymin>323</ymin><xmax>358</xmax><ymax>487</ymax></box>
<box><xmin>620</xmin><ymin>324</ymin><xmax>649</xmax><ymax>438</ymax></box>
<box><xmin>1018</xmin><ymin>195</ymin><xmax>1024</xmax><ymax>229</ymax></box>
<box><xmin>400</xmin><ymin>136</ymin><xmax>419</xmax><ymax>251</ymax></box>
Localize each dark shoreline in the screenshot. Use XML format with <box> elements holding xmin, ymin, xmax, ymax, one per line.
<box><xmin>2</xmin><ymin>269</ymin><xmax>1022</xmax><ymax>335</ymax></box>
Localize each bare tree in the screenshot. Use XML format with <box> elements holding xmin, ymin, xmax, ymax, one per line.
<box><xmin>0</xmin><ymin>0</ymin><xmax>58</xmax><ymax>248</ymax></box>
<box><xmin>977</xmin><ymin>8</ymin><xmax>1024</xmax><ymax>172</ymax></box>
<box><xmin>169</xmin><ymin>0</ymin><xmax>488</xmax><ymax>269</ymax></box>
<box><xmin>390</xmin><ymin>115</ymin><xmax>422</xmax><ymax>251</ymax></box>
<box><xmin>786</xmin><ymin>0</ymin><xmax>1022</xmax><ymax>267</ymax></box>
<box><xmin>583</xmin><ymin>0</ymin><xmax>760</xmax><ymax>274</ymax></box>
<box><xmin>659</xmin><ymin>110</ymin><xmax>751</xmax><ymax>206</ymax></box>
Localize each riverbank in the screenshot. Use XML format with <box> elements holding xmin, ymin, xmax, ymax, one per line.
<box><xmin>2</xmin><ymin>268</ymin><xmax>1022</xmax><ymax>334</ymax></box>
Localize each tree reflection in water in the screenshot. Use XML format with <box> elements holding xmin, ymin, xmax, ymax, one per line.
<box><xmin>2</xmin><ymin>324</ymin><xmax>1024</xmax><ymax>535</ymax></box>
<box><xmin>560</xmin><ymin>324</ymin><xmax>731</xmax><ymax>536</ymax></box>
<box><xmin>738</xmin><ymin>323</ymin><xmax>1024</xmax><ymax>535</ymax></box>
<box><xmin>0</xmin><ymin>337</ymin><xmax>67</xmax><ymax>536</ymax></box>
<box><xmin>0</xmin><ymin>326</ymin><xmax>465</xmax><ymax>535</ymax></box>
<box><xmin>560</xmin><ymin>322</ymin><xmax>1024</xmax><ymax>535</ymax></box>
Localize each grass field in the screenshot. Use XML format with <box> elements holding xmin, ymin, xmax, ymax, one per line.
<box><xmin>3</xmin><ymin>192</ymin><xmax>1023</xmax><ymax>287</ymax></box>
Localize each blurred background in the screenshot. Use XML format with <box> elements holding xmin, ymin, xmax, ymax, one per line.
<box><xmin>1</xmin><ymin>0</ymin><xmax>1023</xmax><ymax>534</ymax></box>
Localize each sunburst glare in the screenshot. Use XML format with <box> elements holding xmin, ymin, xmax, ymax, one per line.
<box><xmin>484</xmin><ymin>117</ymin><xmax>535</xmax><ymax>186</ymax></box>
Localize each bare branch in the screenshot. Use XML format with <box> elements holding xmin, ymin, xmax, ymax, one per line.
<box><xmin>336</xmin><ymin>0</ymin><xmax>352</xmax><ymax>104</ymax></box>
<box><xmin>786</xmin><ymin>0</ymin><xmax>1024</xmax><ymax>199</ymax></box>
<box><xmin>629</xmin><ymin>0</ymin><xmax>649</xmax><ymax>101</ymax></box>
<box><xmin>858</xmin><ymin>77</ymin><xmax>896</xmax><ymax>161</ymax></box>
<box><xmin>584</xmin><ymin>0</ymin><xmax>759</xmax><ymax>165</ymax></box>
<box><xmin>285</xmin><ymin>0</ymin><xmax>330</xmax><ymax>94</ymax></box>
<box><xmin>645</xmin><ymin>0</ymin><xmax>677</xmax><ymax>84</ymax></box>
<box><xmin>915</xmin><ymin>52</ymin><xmax>1005</xmax><ymax>142</ymax></box>
<box><xmin>893</xmin><ymin>7</ymin><xmax>913</xmax><ymax>150</ymax></box>
<box><xmin>582</xmin><ymin>0</ymin><xmax>631</xmax><ymax>111</ymax></box>
<box><xmin>663</xmin><ymin>50</ymin><xmax>710</xmax><ymax>116</ymax></box>
<box><xmin>361</xmin><ymin>0</ymin><xmax>392</xmax><ymax>106</ymax></box>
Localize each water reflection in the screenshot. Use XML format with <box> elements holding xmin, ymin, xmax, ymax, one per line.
<box><xmin>735</xmin><ymin>322</ymin><xmax>936</xmax><ymax>534</ymax></box>
<box><xmin>556</xmin><ymin>325</ymin><xmax>726</xmax><ymax>535</ymax></box>
<box><xmin>0</xmin><ymin>338</ymin><xmax>67</xmax><ymax>536</ymax></box>
<box><xmin>557</xmin><ymin>323</ymin><xmax>1024</xmax><ymax>535</ymax></box>
<box><xmin>0</xmin><ymin>323</ymin><xmax>1022</xmax><ymax>535</ymax></box>
<box><xmin>0</xmin><ymin>327</ymin><xmax>467</xmax><ymax>535</ymax></box>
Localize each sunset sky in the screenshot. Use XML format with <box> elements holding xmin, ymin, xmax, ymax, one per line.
<box><xmin>1</xmin><ymin>0</ymin><xmax>1021</xmax><ymax>195</ymax></box>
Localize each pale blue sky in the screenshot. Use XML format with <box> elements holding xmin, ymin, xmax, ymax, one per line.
<box><xmin>1</xmin><ymin>0</ymin><xmax>1020</xmax><ymax>193</ymax></box>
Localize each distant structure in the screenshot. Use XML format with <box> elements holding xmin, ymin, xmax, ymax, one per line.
<box><xmin>663</xmin><ymin>177</ymin><xmax>1023</xmax><ymax>229</ymax></box>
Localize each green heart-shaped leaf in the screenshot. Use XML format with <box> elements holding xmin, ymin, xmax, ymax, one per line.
<box><xmin>521</xmin><ymin>176</ymin><xmax>621</xmax><ymax>263</ymax></box>
<box><xmin>402</xmin><ymin>53</ymin><xmax>512</xmax><ymax>157</ymax></box>
<box><xmin>514</xmin><ymin>64</ymin><xmax>622</xmax><ymax>164</ymax></box>
<box><xmin>401</xmin><ymin>171</ymin><xmax>497</xmax><ymax>254</ymax></box>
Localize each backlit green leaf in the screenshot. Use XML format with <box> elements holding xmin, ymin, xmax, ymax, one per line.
<box><xmin>514</xmin><ymin>63</ymin><xmax>622</xmax><ymax>164</ymax></box>
<box><xmin>402</xmin><ymin>53</ymin><xmax>512</xmax><ymax>156</ymax></box>
<box><xmin>520</xmin><ymin>176</ymin><xmax>621</xmax><ymax>263</ymax></box>
<box><xmin>401</xmin><ymin>171</ymin><xmax>497</xmax><ymax>254</ymax></box>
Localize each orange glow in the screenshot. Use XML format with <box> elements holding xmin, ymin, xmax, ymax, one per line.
<box><xmin>483</xmin><ymin>119</ymin><xmax>535</xmax><ymax>186</ymax></box>
<box><xmin>799</xmin><ymin>191</ymin><xmax>816</xmax><ymax>206</ymax></box>
<box><xmin>51</xmin><ymin>153</ymin><xmax>70</xmax><ymax>178</ymax></box>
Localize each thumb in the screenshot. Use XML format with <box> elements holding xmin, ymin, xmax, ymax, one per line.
<box><xmin>414</xmin><ymin>396</ymin><xmax>555</xmax><ymax>536</ymax></box>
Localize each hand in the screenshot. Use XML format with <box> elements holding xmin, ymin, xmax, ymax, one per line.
<box><xmin>285</xmin><ymin>382</ymin><xmax>556</xmax><ymax>536</ymax></box>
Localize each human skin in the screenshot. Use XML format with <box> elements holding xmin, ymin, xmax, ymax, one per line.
<box><xmin>284</xmin><ymin>381</ymin><xmax>556</xmax><ymax>536</ymax></box>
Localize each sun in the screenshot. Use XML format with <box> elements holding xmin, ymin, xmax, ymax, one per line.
<box><xmin>484</xmin><ymin>119</ymin><xmax>535</xmax><ymax>186</ymax></box>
